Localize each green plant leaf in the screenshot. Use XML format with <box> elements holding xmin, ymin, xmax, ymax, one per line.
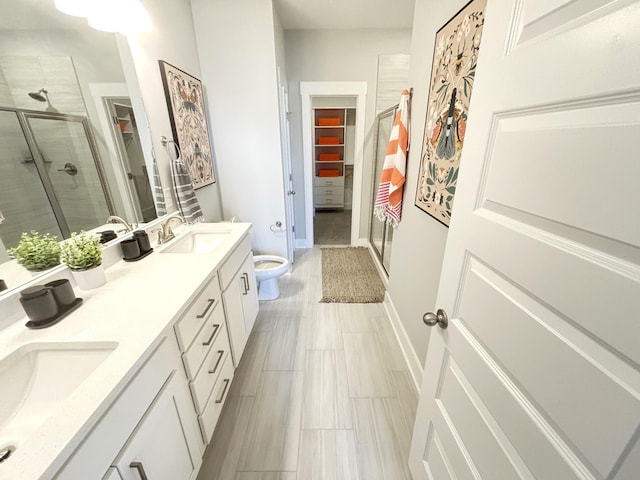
<box><xmin>446</xmin><ymin>187</ymin><xmax>456</xmax><ymax>194</ymax></box>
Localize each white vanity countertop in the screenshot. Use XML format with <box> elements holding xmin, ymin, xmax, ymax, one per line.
<box><xmin>0</xmin><ymin>222</ymin><xmax>252</xmax><ymax>480</ymax></box>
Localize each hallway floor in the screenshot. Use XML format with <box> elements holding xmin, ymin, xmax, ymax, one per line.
<box><xmin>197</xmin><ymin>247</ymin><xmax>418</xmax><ymax>480</ymax></box>
<box><xmin>314</xmin><ymin>209</ymin><xmax>352</xmax><ymax>245</ymax></box>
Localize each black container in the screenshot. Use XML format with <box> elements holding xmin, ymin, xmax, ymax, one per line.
<box><xmin>45</xmin><ymin>279</ymin><xmax>76</xmax><ymax>307</ymax></box>
<box><xmin>120</xmin><ymin>238</ymin><xmax>141</xmax><ymax>260</ymax></box>
<box><xmin>0</xmin><ymin>279</ymin><xmax>7</xmax><ymax>292</ymax></box>
<box><xmin>19</xmin><ymin>285</ymin><xmax>58</xmax><ymax>322</ymax></box>
<box><xmin>133</xmin><ymin>230</ymin><xmax>151</xmax><ymax>254</ymax></box>
<box><xmin>98</xmin><ymin>230</ymin><xmax>117</xmax><ymax>244</ymax></box>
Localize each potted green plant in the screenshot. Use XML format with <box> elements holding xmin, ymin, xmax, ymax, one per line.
<box><xmin>7</xmin><ymin>231</ymin><xmax>61</xmax><ymax>273</ymax></box>
<box><xmin>60</xmin><ymin>231</ymin><xmax>106</xmax><ymax>290</ymax></box>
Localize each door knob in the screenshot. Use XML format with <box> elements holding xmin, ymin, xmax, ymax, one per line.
<box><xmin>423</xmin><ymin>308</ymin><xmax>448</xmax><ymax>329</ymax></box>
<box><xmin>288</xmin><ymin>190</ymin><xmax>296</xmax><ymax>195</ymax></box>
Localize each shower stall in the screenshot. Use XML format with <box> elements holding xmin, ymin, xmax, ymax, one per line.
<box><xmin>0</xmin><ymin>106</ymin><xmax>114</xmax><ymax>251</ymax></box>
<box><xmin>369</xmin><ymin>104</ymin><xmax>397</xmax><ymax>275</ymax></box>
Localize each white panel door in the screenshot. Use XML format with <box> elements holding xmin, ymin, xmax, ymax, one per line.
<box><xmin>409</xmin><ymin>1</ymin><xmax>640</xmax><ymax>479</ymax></box>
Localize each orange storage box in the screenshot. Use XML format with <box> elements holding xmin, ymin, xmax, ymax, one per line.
<box><xmin>318</xmin><ymin>137</ymin><xmax>340</xmax><ymax>145</ymax></box>
<box><xmin>318</xmin><ymin>153</ymin><xmax>341</xmax><ymax>161</ymax></box>
<box><xmin>318</xmin><ymin>117</ymin><xmax>341</xmax><ymax>126</ymax></box>
<box><xmin>318</xmin><ymin>169</ymin><xmax>340</xmax><ymax>177</ymax></box>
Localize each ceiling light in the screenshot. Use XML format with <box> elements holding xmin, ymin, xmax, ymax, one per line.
<box><xmin>87</xmin><ymin>0</ymin><xmax>152</xmax><ymax>34</ymax></box>
<box><xmin>54</xmin><ymin>0</ymin><xmax>95</xmax><ymax>17</ymax></box>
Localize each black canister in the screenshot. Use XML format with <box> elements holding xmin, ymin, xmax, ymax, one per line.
<box><xmin>0</xmin><ymin>279</ymin><xmax>7</xmax><ymax>292</ymax></box>
<box><xmin>133</xmin><ymin>230</ymin><xmax>151</xmax><ymax>253</ymax></box>
<box><xmin>20</xmin><ymin>285</ymin><xmax>58</xmax><ymax>322</ymax></box>
<box><xmin>98</xmin><ymin>230</ymin><xmax>117</xmax><ymax>244</ymax></box>
<box><xmin>120</xmin><ymin>237</ymin><xmax>141</xmax><ymax>260</ymax></box>
<box><xmin>45</xmin><ymin>279</ymin><xmax>76</xmax><ymax>307</ymax></box>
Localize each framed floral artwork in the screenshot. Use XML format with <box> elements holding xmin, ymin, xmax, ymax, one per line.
<box><xmin>414</xmin><ymin>0</ymin><xmax>486</xmax><ymax>226</ymax></box>
<box><xmin>159</xmin><ymin>60</ymin><xmax>215</xmax><ymax>189</ymax></box>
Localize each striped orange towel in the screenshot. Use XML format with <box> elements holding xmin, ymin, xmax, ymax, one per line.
<box><xmin>374</xmin><ymin>89</ymin><xmax>411</xmax><ymax>226</ymax></box>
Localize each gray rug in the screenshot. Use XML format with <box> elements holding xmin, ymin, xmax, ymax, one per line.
<box><xmin>320</xmin><ymin>247</ymin><xmax>385</xmax><ymax>303</ymax></box>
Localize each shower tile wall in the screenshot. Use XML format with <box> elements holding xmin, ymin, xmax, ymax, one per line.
<box><xmin>376</xmin><ymin>54</ymin><xmax>410</xmax><ymax>114</ymax></box>
<box><xmin>0</xmin><ymin>56</ymin><xmax>107</xmax><ymax>251</ymax></box>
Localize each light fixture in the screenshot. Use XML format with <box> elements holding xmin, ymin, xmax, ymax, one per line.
<box><xmin>56</xmin><ymin>0</ymin><xmax>152</xmax><ymax>35</ymax></box>
<box><xmin>87</xmin><ymin>0</ymin><xmax>152</xmax><ymax>34</ymax></box>
<box><xmin>54</xmin><ymin>0</ymin><xmax>95</xmax><ymax>18</ymax></box>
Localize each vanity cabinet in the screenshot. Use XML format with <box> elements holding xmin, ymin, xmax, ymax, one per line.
<box><xmin>173</xmin><ymin>273</ymin><xmax>234</xmax><ymax>444</ymax></box>
<box><xmin>112</xmin><ymin>371</ymin><xmax>195</xmax><ymax>480</ymax></box>
<box><xmin>220</xmin><ymin>235</ymin><xmax>259</xmax><ymax>366</ymax></box>
<box><xmin>54</xmin><ymin>336</ymin><xmax>203</xmax><ymax>480</ymax></box>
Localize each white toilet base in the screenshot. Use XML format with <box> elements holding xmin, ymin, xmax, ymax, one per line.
<box><xmin>258</xmin><ymin>278</ymin><xmax>280</xmax><ymax>301</ymax></box>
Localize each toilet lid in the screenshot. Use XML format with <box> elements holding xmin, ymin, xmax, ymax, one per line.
<box><xmin>255</xmin><ymin>260</ymin><xmax>283</xmax><ymax>270</ymax></box>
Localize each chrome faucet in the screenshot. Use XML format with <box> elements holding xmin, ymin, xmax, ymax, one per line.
<box><xmin>106</xmin><ymin>215</ymin><xmax>134</xmax><ymax>233</ymax></box>
<box><xmin>156</xmin><ymin>213</ymin><xmax>186</xmax><ymax>244</ymax></box>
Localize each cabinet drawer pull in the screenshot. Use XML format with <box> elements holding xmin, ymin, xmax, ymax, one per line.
<box><xmin>130</xmin><ymin>461</ymin><xmax>149</xmax><ymax>480</ymax></box>
<box><xmin>242</xmin><ymin>273</ymin><xmax>250</xmax><ymax>293</ymax></box>
<box><xmin>208</xmin><ymin>350</ymin><xmax>225</xmax><ymax>374</ymax></box>
<box><xmin>240</xmin><ymin>273</ymin><xmax>248</xmax><ymax>294</ymax></box>
<box><xmin>216</xmin><ymin>378</ymin><xmax>230</xmax><ymax>404</ymax></box>
<box><xmin>196</xmin><ymin>298</ymin><xmax>216</xmax><ymax>319</ymax></box>
<box><xmin>202</xmin><ymin>324</ymin><xmax>221</xmax><ymax>346</ymax></box>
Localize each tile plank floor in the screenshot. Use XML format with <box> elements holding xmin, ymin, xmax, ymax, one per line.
<box><xmin>197</xmin><ymin>247</ymin><xmax>418</xmax><ymax>480</ymax></box>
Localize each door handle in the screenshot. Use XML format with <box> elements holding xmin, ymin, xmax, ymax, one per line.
<box><xmin>57</xmin><ymin>162</ymin><xmax>78</xmax><ymax>176</ymax></box>
<box><xmin>423</xmin><ymin>308</ymin><xmax>448</xmax><ymax>329</ymax></box>
<box><xmin>288</xmin><ymin>190</ymin><xmax>296</xmax><ymax>195</ymax></box>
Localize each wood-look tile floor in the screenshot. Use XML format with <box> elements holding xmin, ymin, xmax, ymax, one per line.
<box><xmin>197</xmin><ymin>247</ymin><xmax>418</xmax><ymax>480</ymax></box>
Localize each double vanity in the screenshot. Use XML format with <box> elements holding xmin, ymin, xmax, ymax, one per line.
<box><xmin>0</xmin><ymin>222</ymin><xmax>259</xmax><ymax>479</ymax></box>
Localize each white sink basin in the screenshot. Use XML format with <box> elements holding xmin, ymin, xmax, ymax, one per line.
<box><xmin>0</xmin><ymin>342</ymin><xmax>117</xmax><ymax>447</ymax></box>
<box><xmin>160</xmin><ymin>231</ymin><xmax>230</xmax><ymax>254</ymax></box>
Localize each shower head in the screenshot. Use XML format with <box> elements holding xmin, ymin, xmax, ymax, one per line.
<box><xmin>28</xmin><ymin>88</ymin><xmax>49</xmax><ymax>102</ymax></box>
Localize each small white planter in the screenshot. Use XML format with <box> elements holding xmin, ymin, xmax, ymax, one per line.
<box><xmin>72</xmin><ymin>265</ymin><xmax>107</xmax><ymax>291</ymax></box>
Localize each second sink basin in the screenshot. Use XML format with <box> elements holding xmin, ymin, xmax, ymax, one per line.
<box><xmin>0</xmin><ymin>342</ymin><xmax>117</xmax><ymax>447</ymax></box>
<box><xmin>160</xmin><ymin>231</ymin><xmax>229</xmax><ymax>254</ymax></box>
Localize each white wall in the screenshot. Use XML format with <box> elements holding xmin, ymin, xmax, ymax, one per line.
<box><xmin>126</xmin><ymin>0</ymin><xmax>223</xmax><ymax>222</ymax></box>
<box><xmin>190</xmin><ymin>0</ymin><xmax>287</xmax><ymax>256</ymax></box>
<box><xmin>285</xmin><ymin>29</ymin><xmax>411</xmax><ymax>241</ymax></box>
<box><xmin>386</xmin><ymin>0</ymin><xmax>474</xmax><ymax>365</ymax></box>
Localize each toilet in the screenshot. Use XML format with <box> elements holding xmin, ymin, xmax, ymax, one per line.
<box><xmin>253</xmin><ymin>255</ymin><xmax>289</xmax><ymax>301</ymax></box>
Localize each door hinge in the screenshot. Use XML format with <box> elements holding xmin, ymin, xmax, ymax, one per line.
<box><xmin>112</xmin><ymin>115</ymin><xmax>119</xmax><ymax>125</ymax></box>
<box><xmin>292</xmin><ymin>225</ymin><xmax>295</xmax><ymax>233</ymax></box>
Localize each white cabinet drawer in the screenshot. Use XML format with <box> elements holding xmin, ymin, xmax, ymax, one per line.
<box><xmin>314</xmin><ymin>176</ymin><xmax>344</xmax><ymax>187</ymax></box>
<box><xmin>174</xmin><ymin>275</ymin><xmax>221</xmax><ymax>351</ymax></box>
<box><xmin>198</xmin><ymin>355</ymin><xmax>234</xmax><ymax>442</ymax></box>
<box><xmin>218</xmin><ymin>234</ymin><xmax>252</xmax><ymax>290</ymax></box>
<box><xmin>315</xmin><ymin>186</ymin><xmax>344</xmax><ymax>196</ymax></box>
<box><xmin>182</xmin><ymin>302</ymin><xmax>226</xmax><ymax>378</ymax></box>
<box><xmin>189</xmin><ymin>322</ymin><xmax>231</xmax><ymax>412</ymax></box>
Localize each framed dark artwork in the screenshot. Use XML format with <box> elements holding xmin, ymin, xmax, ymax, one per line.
<box><xmin>159</xmin><ymin>60</ymin><xmax>215</xmax><ymax>189</ymax></box>
<box><xmin>414</xmin><ymin>0</ymin><xmax>486</xmax><ymax>226</ymax></box>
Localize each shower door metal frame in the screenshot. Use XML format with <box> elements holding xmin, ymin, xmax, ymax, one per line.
<box><xmin>2</xmin><ymin>106</ymin><xmax>115</xmax><ymax>238</ymax></box>
<box><xmin>369</xmin><ymin>104</ymin><xmax>398</xmax><ymax>275</ymax></box>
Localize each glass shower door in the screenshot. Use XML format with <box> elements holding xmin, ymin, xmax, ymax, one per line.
<box><xmin>25</xmin><ymin>112</ymin><xmax>113</xmax><ymax>236</ymax></box>
<box><xmin>369</xmin><ymin>105</ymin><xmax>397</xmax><ymax>274</ymax></box>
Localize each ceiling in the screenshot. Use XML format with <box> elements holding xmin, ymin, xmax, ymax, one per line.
<box><xmin>273</xmin><ymin>0</ymin><xmax>416</xmax><ymax>30</ymax></box>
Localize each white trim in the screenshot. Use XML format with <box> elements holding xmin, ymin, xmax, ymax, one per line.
<box><xmin>383</xmin><ymin>292</ymin><xmax>422</xmax><ymax>392</ymax></box>
<box><xmin>300</xmin><ymin>81</ymin><xmax>368</xmax><ymax>247</ymax></box>
<box><xmin>367</xmin><ymin>243</ymin><xmax>389</xmax><ymax>288</ymax></box>
<box><xmin>296</xmin><ymin>238</ymin><xmax>312</xmax><ymax>249</ymax></box>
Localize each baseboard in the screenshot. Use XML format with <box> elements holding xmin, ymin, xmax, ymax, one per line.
<box><xmin>383</xmin><ymin>292</ymin><xmax>423</xmax><ymax>392</ymax></box>
<box><xmin>367</xmin><ymin>243</ymin><xmax>389</xmax><ymax>288</ymax></box>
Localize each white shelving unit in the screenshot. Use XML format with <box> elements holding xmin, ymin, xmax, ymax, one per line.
<box><xmin>313</xmin><ymin>108</ymin><xmax>346</xmax><ymax>209</ymax></box>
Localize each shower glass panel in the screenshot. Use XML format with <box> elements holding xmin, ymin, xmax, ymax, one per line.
<box><xmin>369</xmin><ymin>105</ymin><xmax>397</xmax><ymax>275</ymax></box>
<box><xmin>25</xmin><ymin>113</ymin><xmax>112</xmax><ymax>236</ymax></box>
<box><xmin>0</xmin><ymin>110</ymin><xmax>62</xmax><ymax>261</ymax></box>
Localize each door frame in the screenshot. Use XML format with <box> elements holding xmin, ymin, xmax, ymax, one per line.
<box><xmin>277</xmin><ymin>67</ymin><xmax>295</xmax><ymax>264</ymax></box>
<box><xmin>300</xmin><ymin>81</ymin><xmax>367</xmax><ymax>247</ymax></box>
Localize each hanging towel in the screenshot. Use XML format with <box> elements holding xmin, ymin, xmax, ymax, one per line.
<box><xmin>151</xmin><ymin>147</ymin><xmax>167</xmax><ymax>216</ymax></box>
<box><xmin>374</xmin><ymin>89</ymin><xmax>411</xmax><ymax>227</ymax></box>
<box><xmin>168</xmin><ymin>141</ymin><xmax>203</xmax><ymax>224</ymax></box>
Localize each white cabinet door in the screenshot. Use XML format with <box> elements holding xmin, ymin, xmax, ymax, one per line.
<box><xmin>113</xmin><ymin>372</ymin><xmax>199</xmax><ymax>480</ymax></box>
<box><xmin>102</xmin><ymin>468</ymin><xmax>123</xmax><ymax>480</ymax></box>
<box><xmin>409</xmin><ymin>1</ymin><xmax>640</xmax><ymax>479</ymax></box>
<box><xmin>239</xmin><ymin>253</ymin><xmax>259</xmax><ymax>335</ymax></box>
<box><xmin>223</xmin><ymin>252</ymin><xmax>259</xmax><ymax>367</ymax></box>
<box><xmin>222</xmin><ymin>271</ymin><xmax>247</xmax><ymax>366</ymax></box>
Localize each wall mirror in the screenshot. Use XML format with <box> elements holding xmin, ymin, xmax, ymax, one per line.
<box><xmin>0</xmin><ymin>0</ymin><xmax>165</xmax><ymax>294</ymax></box>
